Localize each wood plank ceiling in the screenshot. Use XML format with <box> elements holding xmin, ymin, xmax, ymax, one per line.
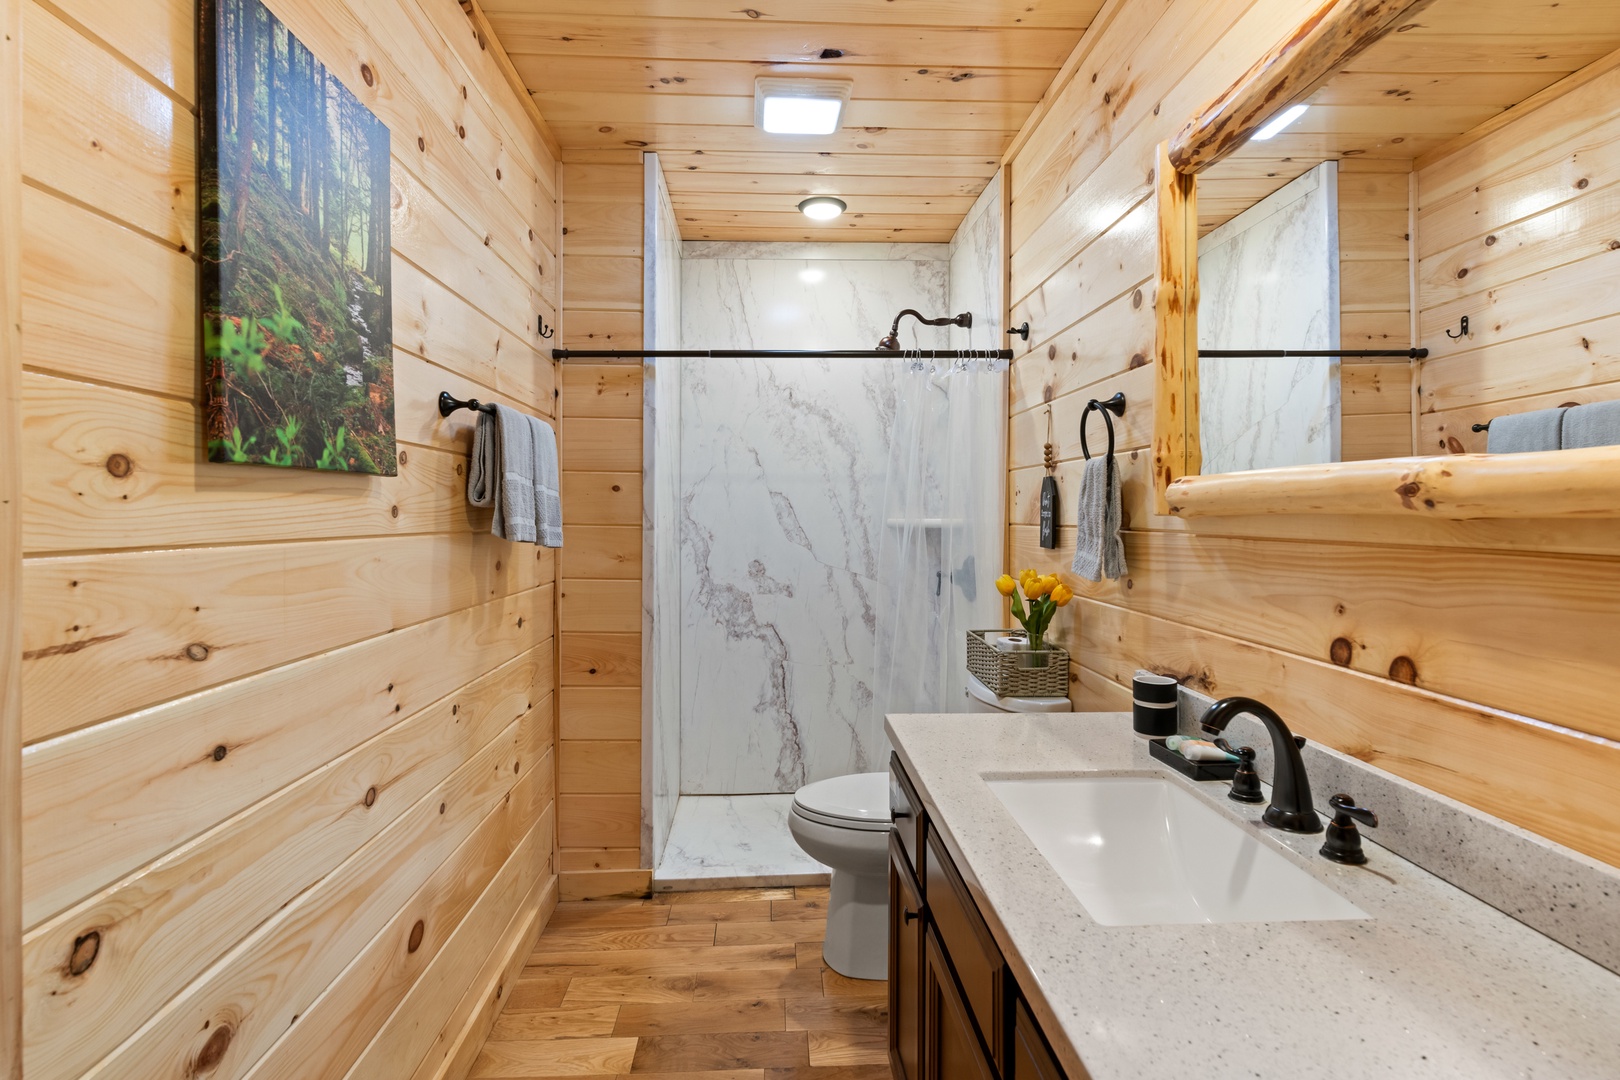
<box><xmin>1197</xmin><ymin>0</ymin><xmax>1620</xmax><ymax>233</ymax></box>
<box><xmin>478</xmin><ymin>0</ymin><xmax>1105</xmax><ymax>241</ymax></box>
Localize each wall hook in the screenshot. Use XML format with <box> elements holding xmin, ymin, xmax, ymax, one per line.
<box><xmin>1007</xmin><ymin>322</ymin><xmax>1030</xmax><ymax>340</ymax></box>
<box><xmin>1445</xmin><ymin>315</ymin><xmax>1469</xmax><ymax>340</ymax></box>
<box><xmin>538</xmin><ymin>315</ymin><xmax>555</xmax><ymax>339</ymax></box>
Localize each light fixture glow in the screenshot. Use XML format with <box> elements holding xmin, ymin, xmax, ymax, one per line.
<box><xmin>763</xmin><ymin>96</ymin><xmax>843</xmax><ymax>135</ymax></box>
<box><xmin>755</xmin><ymin>77</ymin><xmax>854</xmax><ymax>136</ymax></box>
<box><xmin>798</xmin><ymin>197</ymin><xmax>846</xmax><ymax>221</ymax></box>
<box><xmin>1251</xmin><ymin>103</ymin><xmax>1309</xmax><ymax>141</ymax></box>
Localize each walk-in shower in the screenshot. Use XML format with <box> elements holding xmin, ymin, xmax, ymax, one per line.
<box><xmin>640</xmin><ymin>155</ymin><xmax>1009</xmax><ymax>888</ymax></box>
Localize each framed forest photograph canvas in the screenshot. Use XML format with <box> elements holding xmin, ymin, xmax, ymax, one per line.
<box><xmin>199</xmin><ymin>0</ymin><xmax>396</xmax><ymax>474</ymax></box>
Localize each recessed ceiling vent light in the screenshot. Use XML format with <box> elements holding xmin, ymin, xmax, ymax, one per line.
<box><xmin>1252</xmin><ymin>103</ymin><xmax>1309</xmax><ymax>141</ymax></box>
<box><xmin>756</xmin><ymin>77</ymin><xmax>854</xmax><ymax>135</ymax></box>
<box><xmin>798</xmin><ymin>197</ymin><xmax>847</xmax><ymax>221</ymax></box>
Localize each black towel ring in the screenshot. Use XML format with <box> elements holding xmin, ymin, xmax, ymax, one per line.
<box><xmin>1079</xmin><ymin>392</ymin><xmax>1127</xmax><ymax>464</ymax></box>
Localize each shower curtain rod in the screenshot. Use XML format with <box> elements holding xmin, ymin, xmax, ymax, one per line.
<box><xmin>550</xmin><ymin>348</ymin><xmax>1016</xmax><ymax>361</ymax></box>
<box><xmin>1200</xmin><ymin>348</ymin><xmax>1428</xmax><ymax>359</ymax></box>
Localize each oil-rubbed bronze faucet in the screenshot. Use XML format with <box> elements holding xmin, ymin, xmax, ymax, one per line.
<box><xmin>1199</xmin><ymin>696</ymin><xmax>1323</xmax><ymax>834</ymax></box>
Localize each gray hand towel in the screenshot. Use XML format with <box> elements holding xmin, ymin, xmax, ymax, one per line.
<box><xmin>1070</xmin><ymin>456</ymin><xmax>1126</xmax><ymax>582</ymax></box>
<box><xmin>1561</xmin><ymin>399</ymin><xmax>1620</xmax><ymax>449</ymax></box>
<box><xmin>468</xmin><ymin>404</ymin><xmax>537</xmax><ymax>543</ymax></box>
<box><xmin>528</xmin><ymin>413</ymin><xmax>564</xmax><ymax>548</ymax></box>
<box><xmin>1486</xmin><ymin>406</ymin><xmax>1566</xmax><ymax>454</ymax></box>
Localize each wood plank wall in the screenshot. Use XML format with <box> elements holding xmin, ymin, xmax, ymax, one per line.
<box><xmin>2</xmin><ymin>0</ymin><xmax>23</xmax><ymax>1072</ymax></box>
<box><xmin>1006</xmin><ymin>0</ymin><xmax>1620</xmax><ymax>868</ymax></box>
<box><xmin>1416</xmin><ymin>58</ymin><xmax>1620</xmax><ymax>453</ymax></box>
<box><xmin>1338</xmin><ymin>160</ymin><xmax>1414</xmax><ymax>460</ymax></box>
<box><xmin>12</xmin><ymin>0</ymin><xmax>563</xmax><ymax>1076</ymax></box>
<box><xmin>557</xmin><ymin>151</ymin><xmax>653</xmax><ymax>900</ymax></box>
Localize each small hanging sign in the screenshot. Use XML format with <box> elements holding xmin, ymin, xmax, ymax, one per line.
<box><xmin>1039</xmin><ymin>405</ymin><xmax>1059</xmax><ymax>549</ymax></box>
<box><xmin>1039</xmin><ymin>475</ymin><xmax>1059</xmax><ymax>548</ymax></box>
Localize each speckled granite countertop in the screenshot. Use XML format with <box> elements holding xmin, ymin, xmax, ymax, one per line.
<box><xmin>886</xmin><ymin>713</ymin><xmax>1620</xmax><ymax>1080</ymax></box>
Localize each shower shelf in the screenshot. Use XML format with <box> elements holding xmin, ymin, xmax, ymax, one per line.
<box><xmin>884</xmin><ymin>518</ymin><xmax>964</xmax><ymax>529</ymax></box>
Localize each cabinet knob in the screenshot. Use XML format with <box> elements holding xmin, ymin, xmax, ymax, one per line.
<box><xmin>904</xmin><ymin>908</ymin><xmax>921</xmax><ymax>924</ymax></box>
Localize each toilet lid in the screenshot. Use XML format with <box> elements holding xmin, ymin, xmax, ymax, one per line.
<box><xmin>793</xmin><ymin>772</ymin><xmax>891</xmax><ymax>829</ymax></box>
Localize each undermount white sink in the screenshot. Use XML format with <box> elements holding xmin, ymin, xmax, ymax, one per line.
<box><xmin>988</xmin><ymin>775</ymin><xmax>1369</xmax><ymax>926</ymax></box>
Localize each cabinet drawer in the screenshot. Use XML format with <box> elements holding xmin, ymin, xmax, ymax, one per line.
<box><xmin>925</xmin><ymin>825</ymin><xmax>1005</xmax><ymax>1071</ymax></box>
<box><xmin>891</xmin><ymin>752</ymin><xmax>925</xmax><ymax>875</ymax></box>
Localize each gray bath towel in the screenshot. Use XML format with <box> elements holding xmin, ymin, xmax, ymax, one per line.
<box><xmin>1486</xmin><ymin>406</ymin><xmax>1567</xmax><ymax>454</ymax></box>
<box><xmin>1071</xmin><ymin>456</ymin><xmax>1126</xmax><ymax>582</ymax></box>
<box><xmin>468</xmin><ymin>404</ymin><xmax>537</xmax><ymax>543</ymax></box>
<box><xmin>1561</xmin><ymin>399</ymin><xmax>1620</xmax><ymax>450</ymax></box>
<box><xmin>529</xmin><ymin>413</ymin><xmax>564</xmax><ymax>548</ymax></box>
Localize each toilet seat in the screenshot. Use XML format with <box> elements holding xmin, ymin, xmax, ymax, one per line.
<box><xmin>792</xmin><ymin>772</ymin><xmax>891</xmax><ymax>832</ymax></box>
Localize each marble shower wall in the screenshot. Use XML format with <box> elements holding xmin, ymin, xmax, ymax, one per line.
<box><xmin>644</xmin><ymin>157</ymin><xmax>684</xmax><ymax>862</ymax></box>
<box><xmin>677</xmin><ymin>243</ymin><xmax>949</xmax><ymax>794</ymax></box>
<box><xmin>950</xmin><ymin>172</ymin><xmax>1004</xmax><ymax>352</ymax></box>
<box><xmin>1198</xmin><ymin>162</ymin><xmax>1340</xmax><ymax>474</ymax></box>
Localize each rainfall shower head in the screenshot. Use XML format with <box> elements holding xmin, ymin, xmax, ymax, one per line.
<box><xmin>876</xmin><ymin>309</ymin><xmax>973</xmax><ymax>350</ymax></box>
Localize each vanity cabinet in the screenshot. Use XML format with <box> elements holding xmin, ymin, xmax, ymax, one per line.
<box><xmin>924</xmin><ymin>926</ymin><xmax>997</xmax><ymax>1080</ymax></box>
<box><xmin>889</xmin><ymin>753</ymin><xmax>1079</xmax><ymax>1080</ymax></box>
<box><xmin>1011</xmin><ymin>1000</ymin><xmax>1067</xmax><ymax>1080</ymax></box>
<box><xmin>890</xmin><ymin>837</ymin><xmax>924</xmax><ymax>1080</ymax></box>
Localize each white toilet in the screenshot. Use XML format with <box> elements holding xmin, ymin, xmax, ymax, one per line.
<box><xmin>788</xmin><ymin>772</ymin><xmax>892</xmax><ymax>980</ymax></box>
<box><xmin>788</xmin><ymin>671</ymin><xmax>1071</xmax><ymax>980</ymax></box>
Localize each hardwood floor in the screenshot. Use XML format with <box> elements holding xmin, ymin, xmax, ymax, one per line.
<box><xmin>472</xmin><ymin>886</ymin><xmax>893</xmax><ymax>1080</ymax></box>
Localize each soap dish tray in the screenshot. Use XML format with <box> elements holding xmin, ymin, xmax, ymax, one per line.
<box><xmin>1149</xmin><ymin>738</ymin><xmax>1239</xmax><ymax>782</ymax></box>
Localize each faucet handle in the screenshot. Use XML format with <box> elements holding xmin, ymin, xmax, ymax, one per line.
<box><xmin>1320</xmin><ymin>793</ymin><xmax>1377</xmax><ymax>864</ymax></box>
<box><xmin>1217</xmin><ymin>741</ymin><xmax>1265</xmax><ymax>804</ymax></box>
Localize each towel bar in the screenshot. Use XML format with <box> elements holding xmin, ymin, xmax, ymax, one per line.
<box><xmin>438</xmin><ymin>391</ymin><xmax>497</xmax><ymax>417</ymax></box>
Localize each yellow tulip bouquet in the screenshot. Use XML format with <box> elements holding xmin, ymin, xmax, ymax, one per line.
<box><xmin>995</xmin><ymin>570</ymin><xmax>1074</xmax><ymax>654</ymax></box>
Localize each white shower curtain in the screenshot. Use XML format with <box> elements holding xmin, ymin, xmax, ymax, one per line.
<box><xmin>871</xmin><ymin>355</ymin><xmax>1008</xmax><ymax>720</ymax></box>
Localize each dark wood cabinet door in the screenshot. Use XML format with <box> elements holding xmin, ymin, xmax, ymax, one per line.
<box><xmin>1012</xmin><ymin>999</ymin><xmax>1075</xmax><ymax>1080</ymax></box>
<box><xmin>890</xmin><ymin>835</ymin><xmax>924</xmax><ymax>1080</ymax></box>
<box><xmin>924</xmin><ymin>927</ymin><xmax>997</xmax><ymax>1080</ymax></box>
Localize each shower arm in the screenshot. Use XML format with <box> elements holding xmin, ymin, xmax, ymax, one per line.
<box><xmin>876</xmin><ymin>309</ymin><xmax>973</xmax><ymax>351</ymax></box>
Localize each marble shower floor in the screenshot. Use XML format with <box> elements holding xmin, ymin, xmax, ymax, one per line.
<box><xmin>654</xmin><ymin>795</ymin><xmax>831</xmax><ymax>892</ymax></box>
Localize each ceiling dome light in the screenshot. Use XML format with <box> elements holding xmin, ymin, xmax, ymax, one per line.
<box><xmin>798</xmin><ymin>197</ymin><xmax>846</xmax><ymax>221</ymax></box>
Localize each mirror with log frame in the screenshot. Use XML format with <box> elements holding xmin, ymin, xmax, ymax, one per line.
<box><xmin>1152</xmin><ymin>0</ymin><xmax>1620</xmax><ymax>519</ymax></box>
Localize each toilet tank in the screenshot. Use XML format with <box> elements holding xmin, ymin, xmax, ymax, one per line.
<box><xmin>964</xmin><ymin>671</ymin><xmax>1072</xmax><ymax>713</ymax></box>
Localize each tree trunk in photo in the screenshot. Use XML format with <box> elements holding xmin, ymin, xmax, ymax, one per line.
<box><xmin>365</xmin><ymin>121</ymin><xmax>389</xmax><ymax>280</ymax></box>
<box><xmin>231</xmin><ymin>0</ymin><xmax>256</xmax><ymax>255</ymax></box>
<box><xmin>288</xmin><ymin>42</ymin><xmax>303</xmax><ymax>215</ymax></box>
<box><xmin>266</xmin><ymin>20</ymin><xmax>279</xmax><ymax>187</ymax></box>
<box><xmin>315</xmin><ymin>67</ymin><xmax>328</xmax><ymax>249</ymax></box>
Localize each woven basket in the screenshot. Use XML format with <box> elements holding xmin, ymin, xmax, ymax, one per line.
<box><xmin>966</xmin><ymin>630</ymin><xmax>1070</xmax><ymax>698</ymax></box>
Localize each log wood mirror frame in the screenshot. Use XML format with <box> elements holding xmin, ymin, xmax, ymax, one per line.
<box><xmin>1153</xmin><ymin>0</ymin><xmax>1620</xmax><ymax>521</ymax></box>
